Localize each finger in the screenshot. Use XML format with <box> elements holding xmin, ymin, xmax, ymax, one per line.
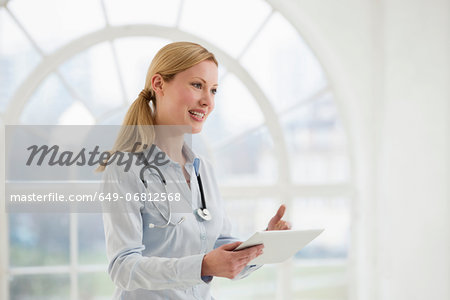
<box><xmin>284</xmin><ymin>221</ymin><xmax>291</xmax><ymax>230</ymax></box>
<box><xmin>237</xmin><ymin>249</ymin><xmax>262</xmax><ymax>264</ymax></box>
<box><xmin>275</xmin><ymin>220</ymin><xmax>290</xmax><ymax>230</ymax></box>
<box><xmin>271</xmin><ymin>204</ymin><xmax>286</xmax><ymax>223</ymax></box>
<box><xmin>221</xmin><ymin>241</ymin><xmax>242</xmax><ymax>251</ymax></box>
<box><xmin>237</xmin><ymin>261</ymin><xmax>250</xmax><ymax>270</ymax></box>
<box><xmin>242</xmin><ymin>248</ymin><xmax>264</xmax><ymax>263</ymax></box>
<box><xmin>234</xmin><ymin>244</ymin><xmax>263</xmax><ymax>259</ymax></box>
<box><xmin>234</xmin><ymin>243</ymin><xmax>264</xmax><ymax>253</ymax></box>
<box><xmin>274</xmin><ymin>220</ymin><xmax>282</xmax><ymax>229</ymax></box>
<box><xmin>234</xmin><ymin>248</ymin><xmax>258</xmax><ymax>260</ymax></box>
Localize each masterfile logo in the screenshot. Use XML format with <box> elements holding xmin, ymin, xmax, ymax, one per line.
<box><xmin>4</xmin><ymin>125</ymin><xmax>192</xmax><ymax>213</ymax></box>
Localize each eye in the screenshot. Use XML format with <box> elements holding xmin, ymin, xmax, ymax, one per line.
<box><xmin>211</xmin><ymin>88</ymin><xmax>217</xmax><ymax>95</ymax></box>
<box><xmin>192</xmin><ymin>82</ymin><xmax>202</xmax><ymax>89</ymax></box>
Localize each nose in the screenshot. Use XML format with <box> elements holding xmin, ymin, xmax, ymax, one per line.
<box><xmin>200</xmin><ymin>89</ymin><xmax>214</xmax><ymax>108</ymax></box>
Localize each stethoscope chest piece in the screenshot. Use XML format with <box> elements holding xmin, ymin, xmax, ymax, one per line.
<box><xmin>196</xmin><ymin>208</ymin><xmax>212</xmax><ymax>221</ymax></box>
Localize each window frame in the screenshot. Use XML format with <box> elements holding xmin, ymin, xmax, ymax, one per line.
<box><xmin>0</xmin><ymin>0</ymin><xmax>354</xmax><ymax>298</ymax></box>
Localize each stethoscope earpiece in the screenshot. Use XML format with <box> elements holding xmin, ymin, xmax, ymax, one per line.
<box><xmin>149</xmin><ymin>216</ymin><xmax>185</xmax><ymax>229</ymax></box>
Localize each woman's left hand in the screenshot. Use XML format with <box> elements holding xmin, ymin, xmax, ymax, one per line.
<box><xmin>266</xmin><ymin>204</ymin><xmax>291</xmax><ymax>231</ymax></box>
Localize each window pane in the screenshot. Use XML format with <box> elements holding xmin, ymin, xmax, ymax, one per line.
<box><xmin>0</xmin><ymin>8</ymin><xmax>41</xmax><ymax>113</ymax></box>
<box><xmin>180</xmin><ymin>0</ymin><xmax>272</xmax><ymax>58</ymax></box>
<box><xmin>59</xmin><ymin>42</ymin><xmax>123</xmax><ymax>119</ymax></box>
<box><xmin>8</xmin><ymin>0</ymin><xmax>105</xmax><ymax>53</ymax></box>
<box><xmin>211</xmin><ymin>265</ymin><xmax>277</xmax><ymax>300</ymax></box>
<box><xmin>224</xmin><ymin>198</ymin><xmax>278</xmax><ymax>238</ymax></box>
<box><xmin>202</xmin><ymin>73</ymin><xmax>264</xmax><ymax>145</ymax></box>
<box><xmin>19</xmin><ymin>74</ymin><xmax>75</xmax><ymax>125</ymax></box>
<box><xmin>211</xmin><ymin>126</ymin><xmax>277</xmax><ymax>185</ymax></box>
<box><xmin>78</xmin><ymin>214</ymin><xmax>107</xmax><ymax>265</ymax></box>
<box><xmin>241</xmin><ymin>12</ymin><xmax>327</xmax><ymax>112</ymax></box>
<box><xmin>58</xmin><ymin>101</ymin><xmax>95</xmax><ymax>125</ymax></box>
<box><xmin>281</xmin><ymin>93</ymin><xmax>350</xmax><ymax>184</ymax></box>
<box><xmin>104</xmin><ymin>0</ymin><xmax>181</xmax><ymax>27</ymax></box>
<box><xmin>98</xmin><ymin>108</ymin><xmax>126</xmax><ymax>125</ymax></box>
<box><xmin>292</xmin><ymin>261</ymin><xmax>348</xmax><ymax>300</ymax></box>
<box><xmin>211</xmin><ymin>198</ymin><xmax>278</xmax><ymax>299</ymax></box>
<box><xmin>113</xmin><ymin>37</ymin><xmax>171</xmax><ymax>103</ymax></box>
<box><xmin>290</xmin><ymin>198</ymin><xmax>349</xmax><ymax>300</ymax></box>
<box><xmin>10</xmin><ymin>274</ymin><xmax>70</xmax><ymax>300</ymax></box>
<box><xmin>9</xmin><ymin>214</ymin><xmax>70</xmax><ymax>266</ymax></box>
<box><xmin>79</xmin><ymin>272</ymin><xmax>115</xmax><ymax>299</ymax></box>
<box><xmin>292</xmin><ymin>197</ymin><xmax>350</xmax><ymax>259</ymax></box>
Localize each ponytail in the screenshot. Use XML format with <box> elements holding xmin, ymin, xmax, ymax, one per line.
<box><xmin>95</xmin><ymin>89</ymin><xmax>156</xmax><ymax>172</ymax></box>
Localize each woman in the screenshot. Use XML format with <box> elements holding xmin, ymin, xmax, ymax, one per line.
<box><xmin>101</xmin><ymin>41</ymin><xmax>290</xmax><ymax>299</ymax></box>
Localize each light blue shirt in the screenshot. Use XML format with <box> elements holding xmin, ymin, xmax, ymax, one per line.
<box><xmin>101</xmin><ymin>143</ymin><xmax>261</xmax><ymax>299</ymax></box>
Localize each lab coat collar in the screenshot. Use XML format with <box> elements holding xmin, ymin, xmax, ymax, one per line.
<box><xmin>141</xmin><ymin>141</ymin><xmax>199</xmax><ymax>168</ymax></box>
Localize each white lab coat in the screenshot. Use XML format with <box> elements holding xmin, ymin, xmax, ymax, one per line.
<box><xmin>101</xmin><ymin>142</ymin><xmax>261</xmax><ymax>299</ymax></box>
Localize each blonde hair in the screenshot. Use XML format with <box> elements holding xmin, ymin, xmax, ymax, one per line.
<box><xmin>96</xmin><ymin>41</ymin><xmax>218</xmax><ymax>172</ymax></box>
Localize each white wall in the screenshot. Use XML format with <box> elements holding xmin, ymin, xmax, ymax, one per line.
<box><xmin>271</xmin><ymin>0</ymin><xmax>450</xmax><ymax>299</ymax></box>
<box><xmin>377</xmin><ymin>0</ymin><xmax>450</xmax><ymax>299</ymax></box>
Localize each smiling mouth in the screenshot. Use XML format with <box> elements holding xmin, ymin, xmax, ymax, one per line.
<box><xmin>188</xmin><ymin>110</ymin><xmax>205</xmax><ymax>120</ymax></box>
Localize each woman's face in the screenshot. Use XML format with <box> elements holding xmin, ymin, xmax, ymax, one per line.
<box><xmin>153</xmin><ymin>60</ymin><xmax>218</xmax><ymax>134</ymax></box>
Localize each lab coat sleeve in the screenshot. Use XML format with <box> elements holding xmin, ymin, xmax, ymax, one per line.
<box><xmin>202</xmin><ymin>158</ymin><xmax>263</xmax><ymax>280</ymax></box>
<box><xmin>101</xmin><ymin>165</ymin><xmax>208</xmax><ymax>291</ymax></box>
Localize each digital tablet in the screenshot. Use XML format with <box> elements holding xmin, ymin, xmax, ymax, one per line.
<box><xmin>233</xmin><ymin>229</ymin><xmax>324</xmax><ymax>265</ymax></box>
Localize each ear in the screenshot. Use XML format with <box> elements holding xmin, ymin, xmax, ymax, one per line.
<box><xmin>151</xmin><ymin>73</ymin><xmax>165</xmax><ymax>98</ymax></box>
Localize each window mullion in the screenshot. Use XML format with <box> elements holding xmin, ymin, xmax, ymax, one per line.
<box><xmin>4</xmin><ymin>6</ymin><xmax>45</xmax><ymax>57</ymax></box>
<box><xmin>70</xmin><ymin>213</ymin><xmax>78</xmax><ymax>300</ymax></box>
<box><xmin>236</xmin><ymin>8</ymin><xmax>275</xmax><ymax>61</ymax></box>
<box><xmin>55</xmin><ymin>70</ymin><xmax>94</xmax><ymax>114</ymax></box>
<box><xmin>109</xmin><ymin>41</ymin><xmax>130</xmax><ymax>107</ymax></box>
<box><xmin>99</xmin><ymin>0</ymin><xmax>110</xmax><ymax>27</ymax></box>
<box><xmin>175</xmin><ymin>0</ymin><xmax>185</xmax><ymax>29</ymax></box>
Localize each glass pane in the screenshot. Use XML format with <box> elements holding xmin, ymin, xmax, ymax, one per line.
<box><xmin>211</xmin><ymin>265</ymin><xmax>277</xmax><ymax>300</ymax></box>
<box><xmin>180</xmin><ymin>0</ymin><xmax>272</xmax><ymax>58</ymax></box>
<box><xmin>281</xmin><ymin>93</ymin><xmax>350</xmax><ymax>184</ymax></box>
<box><xmin>8</xmin><ymin>0</ymin><xmax>105</xmax><ymax>53</ymax></box>
<box><xmin>113</xmin><ymin>37</ymin><xmax>171</xmax><ymax>103</ymax></box>
<box><xmin>292</xmin><ymin>197</ymin><xmax>350</xmax><ymax>259</ymax></box>
<box><xmin>9</xmin><ymin>214</ymin><xmax>70</xmax><ymax>266</ymax></box>
<box><xmin>19</xmin><ymin>74</ymin><xmax>75</xmax><ymax>125</ymax></box>
<box><xmin>224</xmin><ymin>198</ymin><xmax>277</xmax><ymax>238</ymax></box>
<box><xmin>58</xmin><ymin>101</ymin><xmax>95</xmax><ymax>125</ymax></box>
<box><xmin>104</xmin><ymin>0</ymin><xmax>181</xmax><ymax>27</ymax></box>
<box><xmin>292</xmin><ymin>261</ymin><xmax>348</xmax><ymax>299</ymax></box>
<box><xmin>0</xmin><ymin>8</ymin><xmax>41</xmax><ymax>113</ymax></box>
<box><xmin>98</xmin><ymin>108</ymin><xmax>126</xmax><ymax>125</ymax></box>
<box><xmin>202</xmin><ymin>73</ymin><xmax>264</xmax><ymax>145</ymax></box>
<box><xmin>59</xmin><ymin>42</ymin><xmax>123</xmax><ymax>119</ymax></box>
<box><xmin>79</xmin><ymin>272</ymin><xmax>115</xmax><ymax>299</ymax></box>
<box><xmin>78</xmin><ymin>214</ymin><xmax>107</xmax><ymax>265</ymax></box>
<box><xmin>241</xmin><ymin>12</ymin><xmax>327</xmax><ymax>112</ymax></box>
<box><xmin>211</xmin><ymin>126</ymin><xmax>277</xmax><ymax>185</ymax></box>
<box><xmin>211</xmin><ymin>197</ymin><xmax>278</xmax><ymax>299</ymax></box>
<box><xmin>10</xmin><ymin>274</ymin><xmax>70</xmax><ymax>300</ymax></box>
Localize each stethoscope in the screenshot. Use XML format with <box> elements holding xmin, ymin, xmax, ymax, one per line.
<box><xmin>139</xmin><ymin>156</ymin><xmax>212</xmax><ymax>229</ymax></box>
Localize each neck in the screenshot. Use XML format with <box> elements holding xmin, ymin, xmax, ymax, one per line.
<box><xmin>154</xmin><ymin>128</ymin><xmax>185</xmax><ymax>166</ymax></box>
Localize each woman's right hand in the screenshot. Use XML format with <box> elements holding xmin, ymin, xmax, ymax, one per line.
<box><xmin>201</xmin><ymin>241</ymin><xmax>264</xmax><ymax>279</ymax></box>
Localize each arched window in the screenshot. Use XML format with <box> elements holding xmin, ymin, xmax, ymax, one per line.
<box><xmin>1</xmin><ymin>0</ymin><xmax>352</xmax><ymax>298</ymax></box>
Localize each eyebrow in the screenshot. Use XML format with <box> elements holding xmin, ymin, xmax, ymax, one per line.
<box><xmin>193</xmin><ymin>77</ymin><xmax>219</xmax><ymax>87</ymax></box>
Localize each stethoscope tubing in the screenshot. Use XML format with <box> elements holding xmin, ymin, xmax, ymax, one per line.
<box><xmin>139</xmin><ymin>153</ymin><xmax>211</xmax><ymax>228</ymax></box>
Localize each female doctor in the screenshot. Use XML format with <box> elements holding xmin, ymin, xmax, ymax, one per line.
<box><xmin>101</xmin><ymin>41</ymin><xmax>291</xmax><ymax>299</ymax></box>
